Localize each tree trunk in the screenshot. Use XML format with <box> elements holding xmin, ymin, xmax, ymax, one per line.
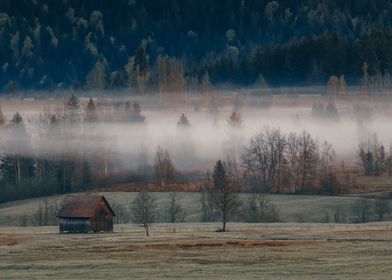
<box><xmin>16</xmin><ymin>154</ymin><xmax>21</xmax><ymax>183</ymax></box>
<box><xmin>144</xmin><ymin>224</ymin><xmax>149</xmax><ymax>237</ymax></box>
<box><xmin>222</xmin><ymin>207</ymin><xmax>227</xmax><ymax>232</ymax></box>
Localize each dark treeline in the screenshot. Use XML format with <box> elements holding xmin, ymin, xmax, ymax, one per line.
<box><xmin>359</xmin><ymin>134</ymin><xmax>392</xmax><ymax>177</ymax></box>
<box><xmin>2</xmin><ymin>0</ymin><xmax>392</xmax><ymax>91</ymax></box>
<box><xmin>0</xmin><ymin>94</ymin><xmax>153</xmax><ymax>203</ymax></box>
<box><xmin>0</xmin><ymin>94</ymin><xmax>209</xmax><ymax>203</ymax></box>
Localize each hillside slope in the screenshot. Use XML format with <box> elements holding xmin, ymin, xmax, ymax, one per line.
<box><xmin>0</xmin><ymin>192</ymin><xmax>381</xmax><ymax>226</ymax></box>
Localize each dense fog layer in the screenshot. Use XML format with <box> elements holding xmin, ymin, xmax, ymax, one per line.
<box><xmin>1</xmin><ymin>94</ymin><xmax>392</xmax><ymax>171</ymax></box>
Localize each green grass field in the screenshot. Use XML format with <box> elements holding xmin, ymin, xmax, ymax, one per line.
<box><xmin>0</xmin><ymin>192</ymin><xmax>385</xmax><ymax>226</ymax></box>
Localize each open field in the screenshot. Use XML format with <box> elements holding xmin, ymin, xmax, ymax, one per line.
<box><xmin>0</xmin><ymin>192</ymin><xmax>386</xmax><ymax>226</ymax></box>
<box><xmin>1</xmin><ymin>223</ymin><xmax>392</xmax><ymax>279</ymax></box>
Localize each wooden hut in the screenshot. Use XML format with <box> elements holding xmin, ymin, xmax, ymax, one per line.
<box><xmin>57</xmin><ymin>195</ymin><xmax>115</xmax><ymax>233</ymax></box>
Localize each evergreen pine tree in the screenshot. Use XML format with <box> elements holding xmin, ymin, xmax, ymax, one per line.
<box><xmin>211</xmin><ymin>160</ymin><xmax>241</xmax><ymax>232</ymax></box>
<box><xmin>84</xmin><ymin>97</ymin><xmax>98</xmax><ymax>122</ymax></box>
<box><xmin>177</xmin><ymin>113</ymin><xmax>191</xmax><ymax>127</ymax></box>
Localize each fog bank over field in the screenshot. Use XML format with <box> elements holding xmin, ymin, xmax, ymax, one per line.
<box><xmin>1</xmin><ymin>93</ymin><xmax>392</xmax><ymax>171</ymax></box>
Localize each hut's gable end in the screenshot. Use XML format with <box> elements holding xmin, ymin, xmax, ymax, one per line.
<box><xmin>90</xmin><ymin>197</ymin><xmax>114</xmax><ymax>232</ymax></box>
<box><xmin>99</xmin><ymin>196</ymin><xmax>116</xmax><ymax>217</ymax></box>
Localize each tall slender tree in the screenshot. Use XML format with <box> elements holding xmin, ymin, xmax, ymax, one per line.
<box><xmin>211</xmin><ymin>160</ymin><xmax>241</xmax><ymax>232</ymax></box>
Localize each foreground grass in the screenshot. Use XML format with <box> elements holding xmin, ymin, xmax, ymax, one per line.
<box><xmin>1</xmin><ymin>223</ymin><xmax>392</xmax><ymax>279</ymax></box>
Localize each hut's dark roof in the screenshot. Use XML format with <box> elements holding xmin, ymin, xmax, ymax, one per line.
<box><xmin>58</xmin><ymin>195</ymin><xmax>115</xmax><ymax>218</ymax></box>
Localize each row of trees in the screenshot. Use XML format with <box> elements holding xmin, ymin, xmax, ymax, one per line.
<box><xmin>0</xmin><ymin>93</ymin><xmax>244</xmax><ymax>203</ymax></box>
<box><xmin>28</xmin><ymin>159</ymin><xmax>280</xmax><ymax>235</ymax></box>
<box><xmin>13</xmin><ymin>192</ymin><xmax>391</xmax><ymax>231</ymax></box>
<box><xmin>0</xmin><ymin>95</ymin><xmax>390</xmax><ymax>204</ymax></box>
<box><xmin>0</xmin><ymin>94</ymin><xmax>183</xmax><ymax>203</ymax></box>
<box><xmin>359</xmin><ymin>135</ymin><xmax>392</xmax><ymax>176</ymax></box>
<box><xmin>242</xmin><ymin>128</ymin><xmax>339</xmax><ymax>194</ymax></box>
<box><xmin>27</xmin><ymin>160</ymin><xmax>391</xmax><ymax>235</ymax></box>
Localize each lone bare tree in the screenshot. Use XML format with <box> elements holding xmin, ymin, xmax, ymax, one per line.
<box><xmin>131</xmin><ymin>190</ymin><xmax>157</xmax><ymax>237</ymax></box>
<box><xmin>154</xmin><ymin>147</ymin><xmax>176</xmax><ymax>187</ymax></box>
<box><xmin>211</xmin><ymin>160</ymin><xmax>241</xmax><ymax>232</ymax></box>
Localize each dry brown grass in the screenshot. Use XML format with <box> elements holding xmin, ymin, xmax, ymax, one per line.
<box><xmin>100</xmin><ymin>182</ymin><xmax>204</xmax><ymax>192</ymax></box>
<box><xmin>1</xmin><ymin>223</ymin><xmax>392</xmax><ymax>279</ymax></box>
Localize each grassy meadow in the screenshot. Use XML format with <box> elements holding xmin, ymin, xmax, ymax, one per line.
<box><xmin>0</xmin><ymin>192</ymin><xmax>383</xmax><ymax>226</ymax></box>
<box><xmin>1</xmin><ymin>223</ymin><xmax>392</xmax><ymax>279</ymax></box>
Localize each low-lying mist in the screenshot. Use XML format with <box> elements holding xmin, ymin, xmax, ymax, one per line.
<box><xmin>1</xmin><ymin>94</ymin><xmax>392</xmax><ymax>171</ymax></box>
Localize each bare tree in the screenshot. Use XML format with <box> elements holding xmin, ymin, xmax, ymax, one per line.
<box><xmin>319</xmin><ymin>141</ymin><xmax>336</xmax><ymax>174</ymax></box>
<box><xmin>334</xmin><ymin>207</ymin><xmax>347</xmax><ymax>223</ymax></box>
<box><xmin>200</xmin><ymin>173</ymin><xmax>216</xmax><ymax>222</ymax></box>
<box><xmin>166</xmin><ymin>192</ymin><xmax>186</xmax><ymax>223</ymax></box>
<box><xmin>286</xmin><ymin>133</ymin><xmax>301</xmax><ymax>192</ymax></box>
<box><xmin>297</xmin><ymin>131</ymin><xmax>318</xmax><ymax>192</ymax></box>
<box><xmin>242</xmin><ymin>194</ymin><xmax>280</xmax><ymax>223</ymax></box>
<box><xmin>242</xmin><ymin>128</ymin><xmax>286</xmax><ymax>192</ymax></box>
<box><xmin>111</xmin><ymin>201</ymin><xmax>129</xmax><ymax>224</ymax></box>
<box><xmin>375</xmin><ymin>199</ymin><xmax>390</xmax><ymax>221</ymax></box>
<box><xmin>211</xmin><ymin>160</ymin><xmax>241</xmax><ymax>232</ymax></box>
<box><xmin>154</xmin><ymin>147</ymin><xmax>176</xmax><ymax>187</ymax></box>
<box><xmin>33</xmin><ymin>199</ymin><xmax>60</xmax><ymax>226</ymax></box>
<box><xmin>225</xmin><ymin>158</ymin><xmax>242</xmax><ymax>191</ymax></box>
<box><xmin>352</xmin><ymin>198</ymin><xmax>370</xmax><ymax>223</ymax></box>
<box><xmin>319</xmin><ymin>141</ymin><xmax>339</xmax><ymax>194</ymax></box>
<box><xmin>137</xmin><ymin>145</ymin><xmax>151</xmax><ymax>182</ymax></box>
<box><xmin>131</xmin><ymin>190</ymin><xmax>157</xmax><ymax>237</ymax></box>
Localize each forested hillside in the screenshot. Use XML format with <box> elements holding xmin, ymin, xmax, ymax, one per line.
<box><xmin>1</xmin><ymin>0</ymin><xmax>392</xmax><ymax>91</ymax></box>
